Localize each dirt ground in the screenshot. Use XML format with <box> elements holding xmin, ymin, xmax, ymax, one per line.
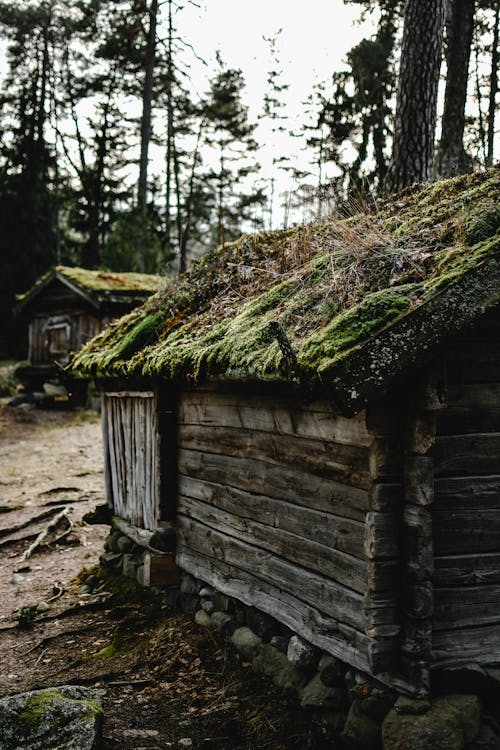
<box><xmin>0</xmin><ymin>404</ymin><xmax>334</xmax><ymax>750</ymax></box>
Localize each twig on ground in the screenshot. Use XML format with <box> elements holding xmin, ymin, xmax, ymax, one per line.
<box><xmin>19</xmin><ymin>507</ymin><xmax>71</xmax><ymax>561</ymax></box>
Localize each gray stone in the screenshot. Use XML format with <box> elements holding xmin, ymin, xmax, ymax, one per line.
<box><xmin>123</xmin><ymin>729</ymin><xmax>160</xmax><ymax>739</ymax></box>
<box><xmin>212</xmin><ymin>593</ymin><xmax>231</xmax><ymax>612</ymax></box>
<box><xmin>360</xmin><ymin>695</ymin><xmax>395</xmax><ymax>721</ymax></box>
<box><xmin>122</xmin><ymin>553</ymin><xmax>140</xmax><ymax>580</ymax></box>
<box><xmin>300</xmin><ymin>674</ymin><xmax>344</xmax><ymax>709</ymax></box>
<box><xmin>231</xmin><ymin>627</ymin><xmax>262</xmax><ymax>660</ymax></box>
<box><xmin>108</xmin><ymin>530</ymin><xmax>122</xmax><ymax>553</ymax></box>
<box><xmin>194</xmin><ymin>610</ymin><xmax>212</xmax><ymax>627</ymax></box>
<box><xmin>287</xmin><ymin>635</ymin><xmax>316</xmax><ymax>669</ymax></box>
<box><xmin>319</xmin><ymin>654</ymin><xmax>346</xmax><ymax>687</ymax></box>
<box><xmin>0</xmin><ymin>685</ymin><xmax>103</xmax><ymax>750</ymax></box>
<box><xmin>99</xmin><ymin>551</ymin><xmax>122</xmax><ymax>570</ymax></box>
<box><xmin>253</xmin><ymin>644</ymin><xmax>308</xmax><ymax>692</ymax></box>
<box><xmin>270</xmin><ymin>635</ymin><xmax>289</xmax><ymax>654</ymax></box>
<box><xmin>383</xmin><ymin>694</ymin><xmax>481</xmax><ymax>750</ymax></box>
<box><xmin>116</xmin><ymin>535</ymin><xmax>133</xmax><ymax>553</ymax></box>
<box><xmin>210</xmin><ymin>611</ymin><xmax>234</xmax><ymax>633</ymax></box>
<box><xmin>395</xmin><ymin>696</ymin><xmax>431</xmax><ymax>715</ymax></box>
<box><xmin>342</xmin><ymin>697</ymin><xmax>382</xmax><ymax>750</ymax></box>
<box><xmin>199</xmin><ymin>586</ymin><xmax>215</xmax><ymax>598</ymax></box>
<box><xmin>201</xmin><ymin>599</ymin><xmax>214</xmax><ymax>614</ymax></box>
<box><xmin>180</xmin><ymin>574</ymin><xmax>200</xmax><ymax>596</ymax></box>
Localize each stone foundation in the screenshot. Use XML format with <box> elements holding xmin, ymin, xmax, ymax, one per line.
<box><xmin>99</xmin><ymin>529</ymin><xmax>500</xmax><ymax>750</ymax></box>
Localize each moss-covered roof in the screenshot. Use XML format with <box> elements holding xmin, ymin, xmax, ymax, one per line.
<box><xmin>17</xmin><ymin>266</ymin><xmax>164</xmax><ymax>311</ymax></box>
<box><xmin>69</xmin><ymin>168</ymin><xmax>500</xmax><ymax>413</ymax></box>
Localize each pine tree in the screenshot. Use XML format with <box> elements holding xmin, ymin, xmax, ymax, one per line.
<box><xmin>385</xmin><ymin>0</ymin><xmax>446</xmax><ymax>190</ymax></box>
<box><xmin>437</xmin><ymin>0</ymin><xmax>476</xmax><ymax>177</ymax></box>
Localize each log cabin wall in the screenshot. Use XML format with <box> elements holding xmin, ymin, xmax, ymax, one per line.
<box><xmin>174</xmin><ymin>389</ymin><xmax>405</xmax><ymax>678</ymax></box>
<box><xmin>431</xmin><ymin>308</ymin><xmax>500</xmax><ymax>670</ymax></box>
<box><xmin>101</xmin><ymin>391</ymin><xmax>161</xmax><ymax>530</ymax></box>
<box><xmin>29</xmin><ymin>310</ymin><xmax>101</xmax><ymax>365</ymax></box>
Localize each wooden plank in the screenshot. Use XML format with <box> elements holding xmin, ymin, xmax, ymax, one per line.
<box><xmin>178</xmin><ymin>493</ymin><xmax>366</xmax><ymax>593</ymax></box>
<box><xmin>364</xmin><ymin>512</ymin><xmax>400</xmax><ymax>560</ymax></box>
<box><xmin>447</xmin><ymin>383</ymin><xmax>500</xmax><ymax>410</ymax></box>
<box><xmin>403</xmin><ymin>505</ymin><xmax>433</xmax><ymax>580</ymax></box>
<box><xmin>178</xmin><ymin>449</ymin><xmax>369</xmax><ymax>522</ymax></box>
<box><xmin>178</xmin><ymin>424</ymin><xmax>371</xmax><ymax>489</ymax></box>
<box><xmin>433</xmin><ymin>433</ymin><xmax>500</xmax><ymax>476</ymax></box>
<box><xmin>437</xmin><ymin>407</ymin><xmax>500</xmax><ymax>436</ymax></box>
<box><xmin>445</xmin><ymin>343</ymin><xmax>500</xmax><ymax>384</ymax></box>
<box><xmin>100</xmin><ymin>398</ymin><xmax>113</xmax><ymax>508</ymax></box>
<box><xmin>433</xmin><ymin>551</ymin><xmax>500</xmax><ymax>586</ymax></box>
<box><xmin>179</xmin><ymin>475</ymin><xmax>365</xmax><ymax>559</ymax></box>
<box><xmin>369</xmin><ymin>437</ymin><xmax>403</xmax><ymax>480</ymax></box>
<box><xmin>406</xmin><ymin>412</ymin><xmax>437</xmax><ymax>456</ymax></box>
<box><xmin>433</xmin><ymin>585</ymin><xmax>500</xmax><ymax>630</ymax></box>
<box><xmin>178</xmin><ymin>393</ymin><xmax>372</xmax><ymax>446</ymax></box>
<box><xmin>434</xmin><ymin>475</ymin><xmax>500</xmax><ymax>510</ymax></box>
<box><xmin>432</xmin><ymin>624</ymin><xmax>500</xmax><ymax>667</ymax></box>
<box><xmin>177</xmin><ymin>516</ymin><xmax>364</xmax><ymax>629</ymax></box>
<box><xmin>405</xmin><ymin>456</ymin><xmax>434</xmax><ymax>506</ymax></box>
<box><xmin>433</xmin><ymin>509</ymin><xmax>500</xmax><ymax>554</ymax></box>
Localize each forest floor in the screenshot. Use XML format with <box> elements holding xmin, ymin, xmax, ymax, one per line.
<box><xmin>0</xmin><ymin>403</ymin><xmax>333</xmax><ymax>750</ymax></box>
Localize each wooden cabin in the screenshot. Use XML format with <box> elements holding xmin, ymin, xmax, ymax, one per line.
<box><xmin>69</xmin><ymin>168</ymin><xmax>500</xmax><ymax>696</ymax></box>
<box><xmin>16</xmin><ymin>266</ymin><xmax>162</xmax><ymax>390</ymax></box>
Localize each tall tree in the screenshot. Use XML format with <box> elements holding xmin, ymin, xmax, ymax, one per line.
<box><xmin>437</xmin><ymin>0</ymin><xmax>476</xmax><ymax>177</ymax></box>
<box><xmin>138</xmin><ymin>0</ymin><xmax>159</xmax><ymax>207</ymax></box>
<box><xmin>202</xmin><ymin>54</ymin><xmax>263</xmax><ymax>247</ymax></box>
<box><xmin>486</xmin><ymin>3</ymin><xmax>499</xmax><ymax>165</ymax></box>
<box><xmin>385</xmin><ymin>0</ymin><xmax>446</xmax><ymax>190</ymax></box>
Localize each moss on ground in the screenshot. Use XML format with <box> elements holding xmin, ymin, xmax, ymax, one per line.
<box><xmin>69</xmin><ymin>167</ymin><xmax>500</xmax><ymax>389</ymax></box>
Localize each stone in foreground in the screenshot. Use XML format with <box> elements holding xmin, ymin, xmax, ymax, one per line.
<box><xmin>0</xmin><ymin>685</ymin><xmax>103</xmax><ymax>750</ymax></box>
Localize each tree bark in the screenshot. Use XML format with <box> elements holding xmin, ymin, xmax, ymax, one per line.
<box><xmin>385</xmin><ymin>0</ymin><xmax>446</xmax><ymax>191</ymax></box>
<box><xmin>138</xmin><ymin>0</ymin><xmax>158</xmax><ymax>206</ymax></box>
<box><xmin>437</xmin><ymin>0</ymin><xmax>475</xmax><ymax>177</ymax></box>
<box><xmin>487</xmin><ymin>4</ymin><xmax>499</xmax><ymax>166</ymax></box>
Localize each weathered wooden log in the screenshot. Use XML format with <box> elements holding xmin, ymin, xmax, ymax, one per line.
<box><xmin>178</xmin><ymin>494</ymin><xmax>366</xmax><ymax>592</ymax></box>
<box><xmin>433</xmin><ymin>584</ymin><xmax>500</xmax><ymax>630</ymax></box>
<box><xmin>433</xmin><ymin>433</ymin><xmax>500</xmax><ymax>477</ymax></box>
<box><xmin>178</xmin><ymin>392</ymin><xmax>372</xmax><ymax>446</ymax></box>
<box><xmin>178</xmin><ymin>423</ymin><xmax>371</xmax><ymax>488</ymax></box>
<box><xmin>369</xmin><ymin>482</ymin><xmax>402</xmax><ymax>512</ymax></box>
<box><xmin>369</xmin><ymin>437</ymin><xmax>403</xmax><ymax>480</ymax></box>
<box><xmin>178</xmin><ymin>450</ymin><xmax>369</xmax><ymax>521</ymax></box>
<box><xmin>404</xmin><ymin>456</ymin><xmax>434</xmax><ymax>506</ymax></box>
<box><xmin>364</xmin><ymin>512</ymin><xmax>400</xmax><ymax>560</ymax></box>
<box><xmin>434</xmin><ymin>474</ymin><xmax>500</xmax><ymax>510</ymax></box>
<box><xmin>403</xmin><ymin>505</ymin><xmax>433</xmax><ymax>580</ymax></box>
<box><xmin>433</xmin><ymin>551</ymin><xmax>500</xmax><ymax>586</ymax></box>
<box><xmin>177</xmin><ymin>515</ymin><xmax>364</xmax><ymax>630</ymax></box>
<box><xmin>433</xmin><ymin>508</ymin><xmax>500</xmax><ymax>554</ymax></box>
<box><xmin>432</xmin><ymin>624</ymin><xmax>500</xmax><ymax>667</ymax></box>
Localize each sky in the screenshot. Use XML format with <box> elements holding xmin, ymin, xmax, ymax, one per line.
<box><xmin>145</xmin><ymin>0</ymin><xmax>379</xmax><ymax>224</ymax></box>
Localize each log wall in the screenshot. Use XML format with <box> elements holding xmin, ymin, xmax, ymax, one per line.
<box><xmin>431</xmin><ymin>309</ymin><xmax>500</xmax><ymax>668</ymax></box>
<box><xmin>102</xmin><ymin>391</ymin><xmax>161</xmax><ymax>530</ymax></box>
<box><xmin>29</xmin><ymin>311</ymin><xmax>101</xmax><ymax>365</ymax></box>
<box><xmin>175</xmin><ymin>390</ymin><xmax>403</xmax><ymax>678</ymax></box>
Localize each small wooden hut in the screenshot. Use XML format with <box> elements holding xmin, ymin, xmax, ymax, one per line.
<box><xmin>16</xmin><ymin>266</ymin><xmax>162</xmax><ymax>389</ymax></box>
<box><xmin>69</xmin><ymin>168</ymin><xmax>500</xmax><ymax>695</ymax></box>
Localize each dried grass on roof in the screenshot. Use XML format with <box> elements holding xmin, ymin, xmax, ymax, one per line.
<box><xmin>69</xmin><ymin>167</ymin><xmax>500</xmax><ymax>385</ymax></box>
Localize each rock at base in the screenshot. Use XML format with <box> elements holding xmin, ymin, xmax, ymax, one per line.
<box><xmin>231</xmin><ymin>627</ymin><xmax>262</xmax><ymax>660</ymax></box>
<box><xmin>253</xmin><ymin>644</ymin><xmax>307</xmax><ymax>692</ymax></box>
<box><xmin>383</xmin><ymin>694</ymin><xmax>481</xmax><ymax>750</ymax></box>
<box><xmin>342</xmin><ymin>697</ymin><xmax>382</xmax><ymax>750</ymax></box>
<box><xmin>0</xmin><ymin>685</ymin><xmax>103</xmax><ymax>750</ymax></box>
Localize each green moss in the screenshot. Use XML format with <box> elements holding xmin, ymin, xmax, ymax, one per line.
<box><xmin>68</xmin><ymin>167</ymin><xmax>500</xmax><ymax>390</ymax></box>
<box><xmin>56</xmin><ymin>266</ymin><xmax>163</xmax><ymax>292</ymax></box>
<box><xmin>300</xmin><ymin>287</ymin><xmax>414</xmax><ymax>377</ymax></box>
<box><xmin>19</xmin><ymin>690</ymin><xmax>103</xmax><ymax>732</ymax></box>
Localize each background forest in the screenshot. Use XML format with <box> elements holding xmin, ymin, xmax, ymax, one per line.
<box><xmin>0</xmin><ymin>0</ymin><xmax>498</xmax><ymax>357</ymax></box>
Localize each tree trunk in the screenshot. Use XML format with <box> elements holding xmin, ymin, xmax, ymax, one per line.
<box><xmin>138</xmin><ymin>0</ymin><xmax>158</xmax><ymax>206</ymax></box>
<box><xmin>437</xmin><ymin>0</ymin><xmax>475</xmax><ymax>177</ymax></box>
<box><xmin>385</xmin><ymin>0</ymin><xmax>446</xmax><ymax>191</ymax></box>
<box><xmin>487</xmin><ymin>4</ymin><xmax>499</xmax><ymax>166</ymax></box>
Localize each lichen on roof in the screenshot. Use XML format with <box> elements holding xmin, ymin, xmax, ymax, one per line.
<box><xmin>17</xmin><ymin>266</ymin><xmax>163</xmax><ymax>306</ymax></box>
<box><xmin>69</xmin><ymin>167</ymin><xmax>500</xmax><ymax>405</ymax></box>
<box><xmin>57</xmin><ymin>266</ymin><xmax>163</xmax><ymax>293</ymax></box>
